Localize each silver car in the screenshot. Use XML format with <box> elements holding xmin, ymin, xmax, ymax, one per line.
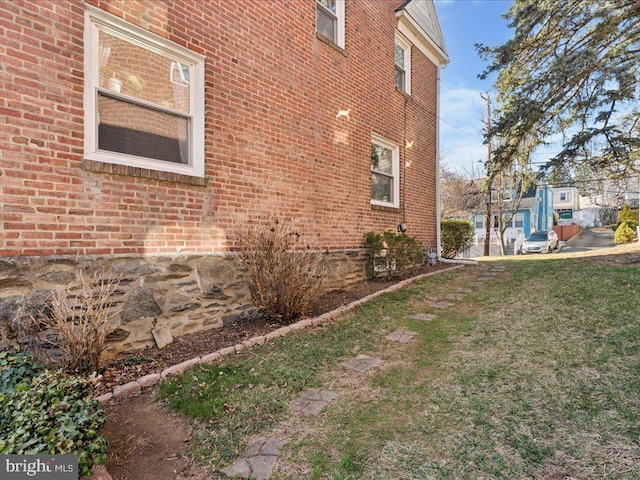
<box><xmin>521</xmin><ymin>230</ymin><xmax>559</xmax><ymax>254</ymax></box>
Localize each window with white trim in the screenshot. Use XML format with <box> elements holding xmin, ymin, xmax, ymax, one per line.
<box><xmin>514</xmin><ymin>213</ymin><xmax>524</xmax><ymax>229</ymax></box>
<box><xmin>394</xmin><ymin>34</ymin><xmax>411</xmax><ymax>94</ymax></box>
<box><xmin>316</xmin><ymin>0</ymin><xmax>345</xmax><ymax>48</ymax></box>
<box><xmin>559</xmin><ymin>192</ymin><xmax>567</xmax><ymax>201</ymax></box>
<box><xmin>371</xmin><ymin>134</ymin><xmax>400</xmax><ymax>208</ymax></box>
<box><xmin>84</xmin><ymin>6</ymin><xmax>205</xmax><ymax>177</ymax></box>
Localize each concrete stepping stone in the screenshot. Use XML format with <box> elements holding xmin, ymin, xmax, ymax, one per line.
<box><xmin>222</xmin><ymin>436</ymin><xmax>284</xmax><ymax>479</ymax></box>
<box><xmin>386</xmin><ymin>328</ymin><xmax>417</xmax><ymax>343</ymax></box>
<box><xmin>444</xmin><ymin>293</ymin><xmax>464</xmax><ymax>300</ymax></box>
<box><xmin>411</xmin><ymin>313</ymin><xmax>436</xmax><ymax>322</ymax></box>
<box><xmin>457</xmin><ymin>287</ymin><xmax>473</xmax><ymax>293</ymax></box>
<box><xmin>432</xmin><ymin>301</ymin><xmax>454</xmax><ymax>309</ymax></box>
<box><xmin>470</xmin><ymin>281</ymin><xmax>485</xmax><ymax>287</ymax></box>
<box><xmin>342</xmin><ymin>354</ymin><xmax>383</xmax><ymax>373</ymax></box>
<box><xmin>291</xmin><ymin>388</ymin><xmax>339</xmax><ymax>416</ymax></box>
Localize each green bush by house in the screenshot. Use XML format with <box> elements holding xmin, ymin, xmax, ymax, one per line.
<box><xmin>365</xmin><ymin>231</ymin><xmax>425</xmax><ymax>278</ymax></box>
<box><xmin>441</xmin><ymin>219</ymin><xmax>474</xmax><ymax>259</ymax></box>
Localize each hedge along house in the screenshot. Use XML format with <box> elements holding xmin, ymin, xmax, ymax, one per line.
<box><xmin>0</xmin><ymin>0</ymin><xmax>448</xmax><ymax>357</ymax></box>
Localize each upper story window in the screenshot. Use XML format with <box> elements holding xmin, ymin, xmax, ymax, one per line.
<box><xmin>559</xmin><ymin>192</ymin><xmax>567</xmax><ymax>201</ymax></box>
<box><xmin>84</xmin><ymin>6</ymin><xmax>205</xmax><ymax>177</ymax></box>
<box><xmin>316</xmin><ymin>0</ymin><xmax>345</xmax><ymax>48</ymax></box>
<box><xmin>394</xmin><ymin>34</ymin><xmax>411</xmax><ymax>94</ymax></box>
<box><xmin>371</xmin><ymin>133</ymin><xmax>400</xmax><ymax>208</ymax></box>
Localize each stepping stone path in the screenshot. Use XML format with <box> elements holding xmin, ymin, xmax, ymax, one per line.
<box><xmin>411</xmin><ymin>313</ymin><xmax>436</xmax><ymax>322</ymax></box>
<box><xmin>342</xmin><ymin>354</ymin><xmax>383</xmax><ymax>373</ymax></box>
<box><xmin>432</xmin><ymin>301</ymin><xmax>455</xmax><ymax>309</ymax></box>
<box><xmin>291</xmin><ymin>388</ymin><xmax>339</xmax><ymax>416</ymax></box>
<box><xmin>386</xmin><ymin>328</ymin><xmax>418</xmax><ymax>343</ymax></box>
<box><xmin>457</xmin><ymin>287</ymin><xmax>473</xmax><ymax>293</ymax></box>
<box><xmin>445</xmin><ymin>293</ymin><xmax>464</xmax><ymax>301</ymax></box>
<box><xmin>222</xmin><ymin>437</ymin><xmax>284</xmax><ymax>479</ymax></box>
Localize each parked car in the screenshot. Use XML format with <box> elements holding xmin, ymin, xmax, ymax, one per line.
<box><xmin>521</xmin><ymin>231</ymin><xmax>559</xmax><ymax>254</ymax></box>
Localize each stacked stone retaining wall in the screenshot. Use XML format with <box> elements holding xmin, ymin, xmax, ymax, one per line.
<box><xmin>0</xmin><ymin>251</ymin><xmax>367</xmax><ymax>358</ymax></box>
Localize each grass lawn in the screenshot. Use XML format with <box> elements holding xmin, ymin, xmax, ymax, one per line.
<box><xmin>158</xmin><ymin>245</ymin><xmax>640</xmax><ymax>479</ymax></box>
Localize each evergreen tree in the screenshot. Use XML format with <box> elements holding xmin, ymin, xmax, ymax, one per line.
<box><xmin>478</xmin><ymin>0</ymin><xmax>640</xmax><ymax>176</ymax></box>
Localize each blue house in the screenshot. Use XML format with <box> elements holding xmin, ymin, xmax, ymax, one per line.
<box><xmin>471</xmin><ymin>182</ymin><xmax>554</xmax><ymax>253</ymax></box>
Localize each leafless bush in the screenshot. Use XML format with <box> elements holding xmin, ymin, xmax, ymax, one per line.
<box><xmin>32</xmin><ymin>269</ymin><xmax>120</xmax><ymax>374</ymax></box>
<box><xmin>237</xmin><ymin>217</ymin><xmax>326</xmax><ymax>323</ymax></box>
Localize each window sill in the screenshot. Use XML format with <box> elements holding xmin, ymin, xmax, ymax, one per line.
<box><xmin>84</xmin><ymin>159</ymin><xmax>207</xmax><ymax>186</ymax></box>
<box><xmin>371</xmin><ymin>203</ymin><xmax>401</xmax><ymax>213</ymax></box>
<box><xmin>395</xmin><ymin>86</ymin><xmax>411</xmax><ymax>99</ymax></box>
<box><xmin>316</xmin><ymin>32</ymin><xmax>347</xmax><ymax>56</ymax></box>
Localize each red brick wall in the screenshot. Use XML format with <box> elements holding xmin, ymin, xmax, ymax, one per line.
<box><xmin>1</xmin><ymin>0</ymin><xmax>440</xmax><ymax>257</ymax></box>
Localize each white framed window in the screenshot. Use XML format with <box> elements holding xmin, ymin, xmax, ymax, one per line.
<box><xmin>394</xmin><ymin>33</ymin><xmax>411</xmax><ymax>94</ymax></box>
<box><xmin>316</xmin><ymin>0</ymin><xmax>345</xmax><ymax>48</ymax></box>
<box><xmin>559</xmin><ymin>192</ymin><xmax>567</xmax><ymax>201</ymax></box>
<box><xmin>514</xmin><ymin>213</ymin><xmax>524</xmax><ymax>228</ymax></box>
<box><xmin>371</xmin><ymin>133</ymin><xmax>400</xmax><ymax>208</ymax></box>
<box><xmin>475</xmin><ymin>217</ymin><xmax>485</xmax><ymax>230</ymax></box>
<box><xmin>84</xmin><ymin>6</ymin><xmax>205</xmax><ymax>177</ymax></box>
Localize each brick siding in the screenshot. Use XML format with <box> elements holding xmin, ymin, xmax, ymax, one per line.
<box><xmin>1</xmin><ymin>0</ymin><xmax>440</xmax><ymax>257</ymax></box>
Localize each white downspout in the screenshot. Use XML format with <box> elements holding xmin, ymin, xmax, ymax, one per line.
<box><xmin>435</xmin><ymin>65</ymin><xmax>442</xmax><ymax>259</ymax></box>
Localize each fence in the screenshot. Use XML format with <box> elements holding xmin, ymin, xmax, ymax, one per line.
<box><xmin>553</xmin><ymin>224</ymin><xmax>581</xmax><ymax>241</ymax></box>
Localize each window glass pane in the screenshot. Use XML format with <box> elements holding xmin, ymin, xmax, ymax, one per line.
<box><xmin>372</xmin><ymin>172</ymin><xmax>393</xmax><ymax>203</ymax></box>
<box><xmin>98</xmin><ymin>29</ymin><xmax>191</xmax><ymax>114</ymax></box>
<box><xmin>318</xmin><ymin>0</ymin><xmax>336</xmax><ymax>13</ymax></box>
<box><xmin>395</xmin><ymin>67</ymin><xmax>404</xmax><ymax>90</ymax></box>
<box><xmin>98</xmin><ymin>93</ymin><xmax>189</xmax><ymax>164</ymax></box>
<box><xmin>475</xmin><ymin>218</ymin><xmax>484</xmax><ymax>229</ymax></box>
<box><xmin>395</xmin><ymin>43</ymin><xmax>405</xmax><ymax>68</ymax></box>
<box><xmin>316</xmin><ymin>7</ymin><xmax>336</xmax><ymax>40</ymax></box>
<box><xmin>371</xmin><ymin>144</ymin><xmax>393</xmax><ymax>174</ymax></box>
<box><xmin>514</xmin><ymin>214</ymin><xmax>524</xmax><ymax>228</ymax></box>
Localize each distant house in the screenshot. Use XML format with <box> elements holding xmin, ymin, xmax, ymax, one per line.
<box><xmin>0</xmin><ymin>1</ymin><xmax>448</xmax><ymax>355</ymax></box>
<box><xmin>470</xmin><ymin>183</ymin><xmax>554</xmax><ymax>255</ymax></box>
<box><xmin>553</xmin><ymin>186</ymin><xmax>580</xmax><ymax>221</ymax></box>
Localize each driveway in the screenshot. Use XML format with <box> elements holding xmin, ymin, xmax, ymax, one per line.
<box><xmin>560</xmin><ymin>227</ymin><xmax>616</xmax><ymax>253</ymax></box>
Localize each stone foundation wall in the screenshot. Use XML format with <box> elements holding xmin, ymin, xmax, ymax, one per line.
<box><xmin>0</xmin><ymin>250</ymin><xmax>367</xmax><ymax>359</ymax></box>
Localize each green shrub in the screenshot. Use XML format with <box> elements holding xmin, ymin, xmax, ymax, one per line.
<box><xmin>613</xmin><ymin>204</ymin><xmax>639</xmax><ymax>232</ymax></box>
<box><xmin>0</xmin><ymin>354</ymin><xmax>107</xmax><ymax>477</ymax></box>
<box><xmin>365</xmin><ymin>231</ymin><xmax>425</xmax><ymax>278</ymax></box>
<box><xmin>441</xmin><ymin>219</ymin><xmax>474</xmax><ymax>259</ymax></box>
<box><xmin>614</xmin><ymin>221</ymin><xmax>637</xmax><ymax>244</ymax></box>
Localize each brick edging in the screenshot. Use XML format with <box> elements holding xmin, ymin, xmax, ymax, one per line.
<box><xmin>96</xmin><ymin>264</ymin><xmax>465</xmax><ymax>403</ymax></box>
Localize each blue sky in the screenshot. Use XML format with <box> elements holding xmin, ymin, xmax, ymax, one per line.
<box><xmin>434</xmin><ymin>0</ymin><xmax>512</xmax><ymax>175</ymax></box>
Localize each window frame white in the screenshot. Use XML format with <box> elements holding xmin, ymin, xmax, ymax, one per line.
<box><xmin>394</xmin><ymin>33</ymin><xmax>411</xmax><ymax>95</ymax></box>
<box><xmin>316</xmin><ymin>0</ymin><xmax>345</xmax><ymax>49</ymax></box>
<box><xmin>370</xmin><ymin>133</ymin><xmax>400</xmax><ymax>208</ymax></box>
<box><xmin>84</xmin><ymin>5</ymin><xmax>206</xmax><ymax>178</ymax></box>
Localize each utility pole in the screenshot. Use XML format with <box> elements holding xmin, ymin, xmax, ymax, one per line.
<box><xmin>480</xmin><ymin>92</ymin><xmax>493</xmax><ymax>256</ymax></box>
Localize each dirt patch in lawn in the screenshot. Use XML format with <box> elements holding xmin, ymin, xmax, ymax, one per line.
<box><xmin>97</xmin><ymin>262</ymin><xmax>458</xmax><ymax>480</ymax></box>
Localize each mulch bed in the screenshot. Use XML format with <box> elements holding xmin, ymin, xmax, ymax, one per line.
<box><xmin>95</xmin><ymin>262</ymin><xmax>456</xmax><ymax>396</ymax></box>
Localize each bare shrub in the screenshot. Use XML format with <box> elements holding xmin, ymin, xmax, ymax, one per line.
<box><xmin>32</xmin><ymin>269</ymin><xmax>120</xmax><ymax>374</ymax></box>
<box><xmin>237</xmin><ymin>217</ymin><xmax>326</xmax><ymax>323</ymax></box>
